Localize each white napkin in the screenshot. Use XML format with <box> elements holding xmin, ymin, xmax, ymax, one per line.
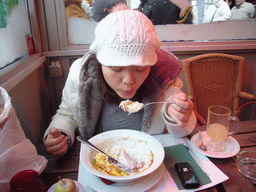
<box><xmin>0</xmin><ymin>87</ymin><xmax>48</xmax><ymax>192</ymax></box>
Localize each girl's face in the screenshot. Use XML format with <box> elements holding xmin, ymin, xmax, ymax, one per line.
<box><xmin>101</xmin><ymin>65</ymin><xmax>151</xmax><ymax>99</ymax></box>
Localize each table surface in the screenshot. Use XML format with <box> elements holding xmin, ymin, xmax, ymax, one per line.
<box><xmin>39</xmin><ymin>120</ymin><xmax>256</xmax><ymax>192</ymax></box>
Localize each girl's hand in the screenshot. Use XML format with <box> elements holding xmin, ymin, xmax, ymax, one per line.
<box><xmin>44</xmin><ymin>127</ymin><xmax>68</xmax><ymax>156</ymax></box>
<box><xmin>167</xmin><ymin>93</ymin><xmax>193</xmax><ymax>128</ymax></box>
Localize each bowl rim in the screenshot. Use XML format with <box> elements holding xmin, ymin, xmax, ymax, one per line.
<box><xmin>80</xmin><ymin>129</ymin><xmax>165</xmax><ymax>182</ymax></box>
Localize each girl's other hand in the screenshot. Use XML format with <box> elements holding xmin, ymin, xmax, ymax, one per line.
<box><xmin>44</xmin><ymin>127</ymin><xmax>68</xmax><ymax>156</ymax></box>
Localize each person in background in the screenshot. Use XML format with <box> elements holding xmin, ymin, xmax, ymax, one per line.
<box><xmin>230</xmin><ymin>0</ymin><xmax>255</xmax><ymax>20</ymax></box>
<box><xmin>226</xmin><ymin>0</ymin><xmax>236</xmax><ymax>9</ymax></box>
<box><xmin>190</xmin><ymin>0</ymin><xmax>199</xmax><ymax>24</ymax></box>
<box><xmin>65</xmin><ymin>0</ymin><xmax>91</xmax><ymax>20</ymax></box>
<box><xmin>92</xmin><ymin>0</ymin><xmax>127</xmax><ymax>22</ymax></box>
<box><xmin>43</xmin><ymin>5</ymin><xmax>196</xmax><ymax>157</ymax></box>
<box><xmin>254</xmin><ymin>3</ymin><xmax>256</xmax><ymax>18</ymax></box>
<box><xmin>203</xmin><ymin>0</ymin><xmax>231</xmax><ymax>23</ymax></box>
<box><xmin>138</xmin><ymin>0</ymin><xmax>193</xmax><ymax>24</ymax></box>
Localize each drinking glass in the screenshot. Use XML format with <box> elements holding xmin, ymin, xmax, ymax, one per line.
<box><xmin>10</xmin><ymin>170</ymin><xmax>48</xmax><ymax>192</ymax></box>
<box><xmin>236</xmin><ymin>150</ymin><xmax>256</xmax><ymax>180</ymax></box>
<box><xmin>206</xmin><ymin>105</ymin><xmax>240</xmax><ymax>152</ymax></box>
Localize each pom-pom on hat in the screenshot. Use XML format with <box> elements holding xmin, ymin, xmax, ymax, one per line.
<box><xmin>90</xmin><ymin>9</ymin><xmax>161</xmax><ymax>67</ymax></box>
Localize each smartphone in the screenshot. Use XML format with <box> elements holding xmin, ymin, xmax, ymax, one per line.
<box><xmin>175</xmin><ymin>162</ymin><xmax>200</xmax><ymax>189</ymax></box>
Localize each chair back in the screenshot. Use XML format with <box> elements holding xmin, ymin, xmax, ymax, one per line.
<box><xmin>182</xmin><ymin>53</ymin><xmax>244</xmax><ymax>121</ymax></box>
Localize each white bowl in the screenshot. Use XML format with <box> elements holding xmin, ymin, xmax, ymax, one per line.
<box><xmin>80</xmin><ymin>129</ymin><xmax>164</xmax><ymax>183</ymax></box>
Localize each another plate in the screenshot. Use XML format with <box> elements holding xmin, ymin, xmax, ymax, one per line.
<box><xmin>78</xmin><ymin>162</ymin><xmax>164</xmax><ymax>192</ymax></box>
<box><xmin>191</xmin><ymin>131</ymin><xmax>240</xmax><ymax>158</ymax></box>
<box><xmin>48</xmin><ymin>181</ymin><xmax>86</xmax><ymax>192</ymax></box>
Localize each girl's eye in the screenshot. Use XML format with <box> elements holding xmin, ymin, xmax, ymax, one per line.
<box><xmin>111</xmin><ymin>67</ymin><xmax>123</xmax><ymax>72</ymax></box>
<box><xmin>135</xmin><ymin>66</ymin><xmax>148</xmax><ymax>72</ymax></box>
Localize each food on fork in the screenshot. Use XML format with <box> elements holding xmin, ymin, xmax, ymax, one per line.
<box><xmin>119</xmin><ymin>100</ymin><xmax>144</xmax><ymax>114</ymax></box>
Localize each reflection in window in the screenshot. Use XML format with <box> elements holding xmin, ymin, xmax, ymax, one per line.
<box><xmin>203</xmin><ymin>0</ymin><xmax>255</xmax><ymax>23</ymax></box>
<box><xmin>64</xmin><ymin>0</ymin><xmax>256</xmax><ymax>45</ymax></box>
<box><xmin>64</xmin><ymin>0</ymin><xmax>91</xmax><ymax>20</ymax></box>
<box><xmin>138</xmin><ymin>0</ymin><xmax>193</xmax><ymax>25</ymax></box>
<box><xmin>64</xmin><ymin>0</ymin><xmax>194</xmax><ymax>45</ymax></box>
<box><xmin>230</xmin><ymin>0</ymin><xmax>255</xmax><ymax>20</ymax></box>
<box><xmin>0</xmin><ymin>0</ymin><xmax>32</xmax><ymax>71</ymax></box>
<box><xmin>203</xmin><ymin>0</ymin><xmax>231</xmax><ymax>23</ymax></box>
<box><xmin>64</xmin><ymin>0</ymin><xmax>195</xmax><ymax>24</ymax></box>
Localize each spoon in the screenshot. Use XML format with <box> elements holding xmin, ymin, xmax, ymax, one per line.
<box><xmin>120</xmin><ymin>96</ymin><xmax>192</xmax><ymax>114</ymax></box>
<box><xmin>77</xmin><ymin>136</ymin><xmax>137</xmax><ymax>174</ymax></box>
<box><xmin>144</xmin><ymin>96</ymin><xmax>192</xmax><ymax>107</ymax></box>
<box><xmin>199</xmin><ymin>131</ymin><xmax>207</xmax><ymax>151</ymax></box>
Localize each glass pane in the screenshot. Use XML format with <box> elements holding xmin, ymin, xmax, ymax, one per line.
<box><xmin>64</xmin><ymin>0</ymin><xmax>256</xmax><ymax>45</ymax></box>
<box><xmin>0</xmin><ymin>0</ymin><xmax>32</xmax><ymax>70</ymax></box>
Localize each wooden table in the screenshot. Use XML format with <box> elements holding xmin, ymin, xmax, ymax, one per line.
<box><xmin>193</xmin><ymin>120</ymin><xmax>256</xmax><ymax>192</ymax></box>
<box><xmin>39</xmin><ymin>120</ymin><xmax>256</xmax><ymax>191</ymax></box>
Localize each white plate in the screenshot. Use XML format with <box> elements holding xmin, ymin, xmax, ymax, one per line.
<box><xmin>78</xmin><ymin>162</ymin><xmax>164</xmax><ymax>192</ymax></box>
<box><xmin>48</xmin><ymin>181</ymin><xmax>86</xmax><ymax>192</ymax></box>
<box><xmin>191</xmin><ymin>131</ymin><xmax>240</xmax><ymax>158</ymax></box>
<box><xmin>80</xmin><ymin>129</ymin><xmax>165</xmax><ymax>183</ymax></box>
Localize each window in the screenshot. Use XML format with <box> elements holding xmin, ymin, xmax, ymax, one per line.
<box><xmin>0</xmin><ymin>0</ymin><xmax>33</xmax><ymax>72</ymax></box>
<box><xmin>41</xmin><ymin>0</ymin><xmax>256</xmax><ymax>53</ymax></box>
<box><xmin>0</xmin><ymin>0</ymin><xmax>45</xmax><ymax>92</ymax></box>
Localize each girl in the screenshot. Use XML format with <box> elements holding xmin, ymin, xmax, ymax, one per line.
<box><xmin>44</xmin><ymin>7</ymin><xmax>196</xmax><ymax>156</ymax></box>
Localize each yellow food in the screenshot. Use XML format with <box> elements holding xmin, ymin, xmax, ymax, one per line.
<box><xmin>94</xmin><ymin>153</ymin><xmax>128</xmax><ymax>176</ymax></box>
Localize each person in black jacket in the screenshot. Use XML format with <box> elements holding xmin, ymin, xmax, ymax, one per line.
<box><xmin>139</xmin><ymin>0</ymin><xmax>193</xmax><ymax>25</ymax></box>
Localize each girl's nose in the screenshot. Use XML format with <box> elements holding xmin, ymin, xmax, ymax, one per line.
<box><xmin>123</xmin><ymin>70</ymin><xmax>135</xmax><ymax>85</ymax></box>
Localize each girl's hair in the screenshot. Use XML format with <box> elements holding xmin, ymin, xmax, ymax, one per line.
<box><xmin>85</xmin><ymin>57</ymin><xmax>154</xmax><ymax>104</ymax></box>
<box><xmin>83</xmin><ymin>57</ymin><xmax>121</xmax><ymax>103</ymax></box>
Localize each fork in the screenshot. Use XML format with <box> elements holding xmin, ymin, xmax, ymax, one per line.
<box><xmin>77</xmin><ymin>136</ymin><xmax>137</xmax><ymax>174</ymax></box>
<box><xmin>120</xmin><ymin>96</ymin><xmax>192</xmax><ymax>114</ymax></box>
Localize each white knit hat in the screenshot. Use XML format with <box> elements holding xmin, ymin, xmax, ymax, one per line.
<box><xmin>90</xmin><ymin>9</ymin><xmax>161</xmax><ymax>66</ymax></box>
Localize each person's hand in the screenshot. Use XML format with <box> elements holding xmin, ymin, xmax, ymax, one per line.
<box><xmin>44</xmin><ymin>127</ymin><xmax>68</xmax><ymax>157</ymax></box>
<box><xmin>167</xmin><ymin>93</ymin><xmax>193</xmax><ymax>128</ymax></box>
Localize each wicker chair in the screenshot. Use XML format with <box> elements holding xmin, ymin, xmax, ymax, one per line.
<box><xmin>182</xmin><ymin>53</ymin><xmax>256</xmax><ymax>125</ymax></box>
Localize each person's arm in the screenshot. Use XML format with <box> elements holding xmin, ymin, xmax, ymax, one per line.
<box><xmin>248</xmin><ymin>3</ymin><xmax>255</xmax><ymax>18</ymax></box>
<box><xmin>219</xmin><ymin>3</ymin><xmax>231</xmax><ymax>21</ymax></box>
<box><xmin>169</xmin><ymin>0</ymin><xmax>191</xmax><ymax>18</ymax></box>
<box><xmin>161</xmin><ymin>79</ymin><xmax>196</xmax><ymax>137</ymax></box>
<box><xmin>43</xmin><ymin>58</ymin><xmax>82</xmax><ymax>155</ymax></box>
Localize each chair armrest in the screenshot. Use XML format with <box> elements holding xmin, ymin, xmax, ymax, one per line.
<box><xmin>194</xmin><ymin>110</ymin><xmax>207</xmax><ymax>126</ymax></box>
<box><xmin>237</xmin><ymin>101</ymin><xmax>256</xmax><ymax>116</ymax></box>
<box><xmin>238</xmin><ymin>92</ymin><xmax>256</xmax><ymax>101</ymax></box>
